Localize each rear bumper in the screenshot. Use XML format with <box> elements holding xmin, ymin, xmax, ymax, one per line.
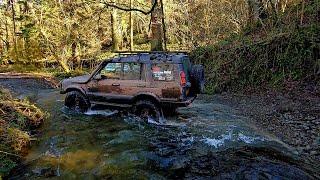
<box><xmin>161</xmin><ymin>96</ymin><xmax>197</xmax><ymax>107</ymax></box>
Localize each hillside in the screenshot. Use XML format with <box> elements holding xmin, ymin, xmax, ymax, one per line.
<box><xmin>191</xmin><ymin>1</ymin><xmax>319</xmax><ymax>93</ymax></box>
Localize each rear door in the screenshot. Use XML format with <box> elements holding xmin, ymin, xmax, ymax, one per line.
<box><xmin>117</xmin><ymin>62</ymin><xmax>146</xmax><ymax>102</ymax></box>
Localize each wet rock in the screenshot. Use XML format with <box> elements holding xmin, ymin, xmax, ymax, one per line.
<box><xmin>32</xmin><ymin>167</ymin><xmax>57</xmax><ymax>177</ymax></box>
<box><xmin>169</xmin><ymin>156</ymin><xmax>190</xmax><ymax>170</ymax></box>
<box><xmin>106</xmin><ymin>130</ymin><xmax>136</xmax><ymax>145</ymax></box>
<box><xmin>157</xmin><ymin>147</ymin><xmax>174</xmax><ymax>156</ymax></box>
<box><xmin>310</xmin><ymin>151</ymin><xmax>318</xmax><ymax>155</ymax></box>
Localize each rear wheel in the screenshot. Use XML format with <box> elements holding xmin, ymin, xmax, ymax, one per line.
<box><xmin>133</xmin><ymin>100</ymin><xmax>160</xmax><ymax>122</ymax></box>
<box><xmin>190</xmin><ymin>65</ymin><xmax>205</xmax><ymax>94</ymax></box>
<box><xmin>65</xmin><ymin>91</ymin><xmax>90</xmax><ymax>113</ymax></box>
<box><xmin>162</xmin><ymin>106</ymin><xmax>177</xmax><ymax>116</ymax></box>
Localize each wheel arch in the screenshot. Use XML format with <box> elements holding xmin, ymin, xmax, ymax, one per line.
<box><xmin>65</xmin><ymin>87</ymin><xmax>87</xmax><ymax>97</ymax></box>
<box><xmin>132</xmin><ymin>93</ymin><xmax>160</xmax><ymax>106</ymax></box>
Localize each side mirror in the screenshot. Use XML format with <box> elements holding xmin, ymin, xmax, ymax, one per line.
<box><xmin>94</xmin><ymin>74</ymin><xmax>102</xmax><ymax>80</ymax></box>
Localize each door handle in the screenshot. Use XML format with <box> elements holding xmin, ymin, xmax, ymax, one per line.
<box><xmin>112</xmin><ymin>83</ymin><xmax>120</xmax><ymax>86</ymax></box>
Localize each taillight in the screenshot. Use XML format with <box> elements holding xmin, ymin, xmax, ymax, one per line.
<box><xmin>180</xmin><ymin>71</ymin><xmax>186</xmax><ymax>86</ymax></box>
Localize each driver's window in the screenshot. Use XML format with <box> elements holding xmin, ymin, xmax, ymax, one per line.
<box><xmin>99</xmin><ymin>63</ymin><xmax>122</xmax><ymax>79</ymax></box>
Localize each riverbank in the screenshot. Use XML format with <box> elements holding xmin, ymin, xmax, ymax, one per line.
<box><xmin>218</xmin><ymin>87</ymin><xmax>320</xmax><ymax>163</ymax></box>
<box><xmin>0</xmin><ymin>88</ymin><xmax>47</xmax><ymax>177</ymax></box>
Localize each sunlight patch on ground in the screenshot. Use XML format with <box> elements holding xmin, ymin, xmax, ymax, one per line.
<box><xmin>40</xmin><ymin>150</ymin><xmax>100</xmax><ymax>172</ymax></box>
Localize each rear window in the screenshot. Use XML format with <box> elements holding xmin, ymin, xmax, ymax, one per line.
<box><xmin>152</xmin><ymin>64</ymin><xmax>174</xmax><ymax>81</ymax></box>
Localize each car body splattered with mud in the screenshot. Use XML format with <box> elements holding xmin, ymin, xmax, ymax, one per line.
<box><xmin>60</xmin><ymin>52</ymin><xmax>205</xmax><ymax>120</ymax></box>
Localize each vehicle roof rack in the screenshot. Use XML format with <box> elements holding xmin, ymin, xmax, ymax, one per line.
<box><xmin>111</xmin><ymin>51</ymin><xmax>189</xmax><ymax>62</ymax></box>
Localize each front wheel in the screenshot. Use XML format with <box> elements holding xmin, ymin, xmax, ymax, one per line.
<box><xmin>133</xmin><ymin>100</ymin><xmax>161</xmax><ymax>122</ymax></box>
<box><xmin>65</xmin><ymin>91</ymin><xmax>90</xmax><ymax>113</ymax></box>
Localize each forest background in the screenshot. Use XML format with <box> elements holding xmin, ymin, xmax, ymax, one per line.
<box><xmin>0</xmin><ymin>0</ymin><xmax>319</xmax><ymax>93</ymax></box>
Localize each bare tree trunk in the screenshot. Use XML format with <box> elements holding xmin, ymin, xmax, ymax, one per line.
<box><xmin>10</xmin><ymin>0</ymin><xmax>17</xmax><ymax>54</ymax></box>
<box><xmin>130</xmin><ymin>0</ymin><xmax>134</xmax><ymax>51</ymax></box>
<box><xmin>4</xmin><ymin>17</ymin><xmax>10</xmax><ymax>51</ymax></box>
<box><xmin>150</xmin><ymin>0</ymin><xmax>163</xmax><ymax>51</ymax></box>
<box><xmin>53</xmin><ymin>53</ymin><xmax>70</xmax><ymax>73</ymax></box>
<box><xmin>160</xmin><ymin>0</ymin><xmax>167</xmax><ymax>51</ymax></box>
<box><xmin>111</xmin><ymin>7</ymin><xmax>121</xmax><ymax>51</ymax></box>
<box><xmin>300</xmin><ymin>0</ymin><xmax>305</xmax><ymax>25</ymax></box>
<box><xmin>71</xmin><ymin>42</ymin><xmax>78</xmax><ymax>70</ymax></box>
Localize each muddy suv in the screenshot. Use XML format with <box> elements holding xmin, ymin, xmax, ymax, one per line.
<box><xmin>60</xmin><ymin>52</ymin><xmax>204</xmax><ymax>120</ymax></box>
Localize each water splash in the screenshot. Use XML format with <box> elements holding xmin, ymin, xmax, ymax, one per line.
<box><xmin>237</xmin><ymin>132</ymin><xmax>265</xmax><ymax>144</ymax></box>
<box><xmin>201</xmin><ymin>131</ymin><xmax>267</xmax><ymax>149</ymax></box>
<box><xmin>85</xmin><ymin>109</ymin><xmax>119</xmax><ymax>116</ymax></box>
<box><xmin>202</xmin><ymin>131</ymin><xmax>233</xmax><ymax>148</ymax></box>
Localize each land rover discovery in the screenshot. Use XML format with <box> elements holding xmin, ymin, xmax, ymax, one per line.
<box><xmin>60</xmin><ymin>52</ymin><xmax>205</xmax><ymax>120</ymax></box>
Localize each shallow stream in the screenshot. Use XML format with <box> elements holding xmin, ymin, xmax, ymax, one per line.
<box><xmin>0</xmin><ymin>79</ymin><xmax>316</xmax><ymax>179</ymax></box>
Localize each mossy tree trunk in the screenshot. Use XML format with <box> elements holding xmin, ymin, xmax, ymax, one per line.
<box><xmin>150</xmin><ymin>0</ymin><xmax>163</xmax><ymax>51</ymax></box>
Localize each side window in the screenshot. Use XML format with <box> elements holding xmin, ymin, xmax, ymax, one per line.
<box><xmin>152</xmin><ymin>64</ymin><xmax>174</xmax><ymax>81</ymax></box>
<box><xmin>100</xmin><ymin>63</ymin><xmax>122</xmax><ymax>79</ymax></box>
<box><xmin>123</xmin><ymin>63</ymin><xmax>141</xmax><ymax>80</ymax></box>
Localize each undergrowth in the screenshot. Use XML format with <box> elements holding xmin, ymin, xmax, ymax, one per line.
<box><xmin>191</xmin><ymin>1</ymin><xmax>320</xmax><ymax>94</ymax></box>
<box><xmin>0</xmin><ymin>88</ymin><xmax>47</xmax><ymax>177</ymax></box>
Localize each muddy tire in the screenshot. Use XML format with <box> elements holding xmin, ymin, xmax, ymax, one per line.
<box><xmin>163</xmin><ymin>106</ymin><xmax>177</xmax><ymax>116</ymax></box>
<box><xmin>133</xmin><ymin>100</ymin><xmax>161</xmax><ymax>122</ymax></box>
<box><xmin>190</xmin><ymin>65</ymin><xmax>205</xmax><ymax>94</ymax></box>
<box><xmin>65</xmin><ymin>91</ymin><xmax>90</xmax><ymax>113</ymax></box>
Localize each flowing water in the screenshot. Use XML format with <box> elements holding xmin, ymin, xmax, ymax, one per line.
<box><xmin>1</xmin><ymin>79</ymin><xmax>316</xmax><ymax>179</ymax></box>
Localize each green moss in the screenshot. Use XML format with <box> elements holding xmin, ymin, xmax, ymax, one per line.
<box><xmin>0</xmin><ymin>155</ymin><xmax>17</xmax><ymax>177</ymax></box>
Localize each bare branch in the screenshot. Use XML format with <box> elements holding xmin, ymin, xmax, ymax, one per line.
<box><xmin>101</xmin><ymin>1</ymin><xmax>157</xmax><ymax>15</ymax></box>
<box><xmin>0</xmin><ymin>150</ymin><xmax>22</xmax><ymax>158</ymax></box>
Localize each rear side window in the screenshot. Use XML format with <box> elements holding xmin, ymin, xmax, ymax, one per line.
<box><xmin>152</xmin><ymin>64</ymin><xmax>174</xmax><ymax>81</ymax></box>
<box><xmin>123</xmin><ymin>63</ymin><xmax>141</xmax><ymax>80</ymax></box>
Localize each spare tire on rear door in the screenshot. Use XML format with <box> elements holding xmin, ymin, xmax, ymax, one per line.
<box><xmin>190</xmin><ymin>65</ymin><xmax>205</xmax><ymax>94</ymax></box>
